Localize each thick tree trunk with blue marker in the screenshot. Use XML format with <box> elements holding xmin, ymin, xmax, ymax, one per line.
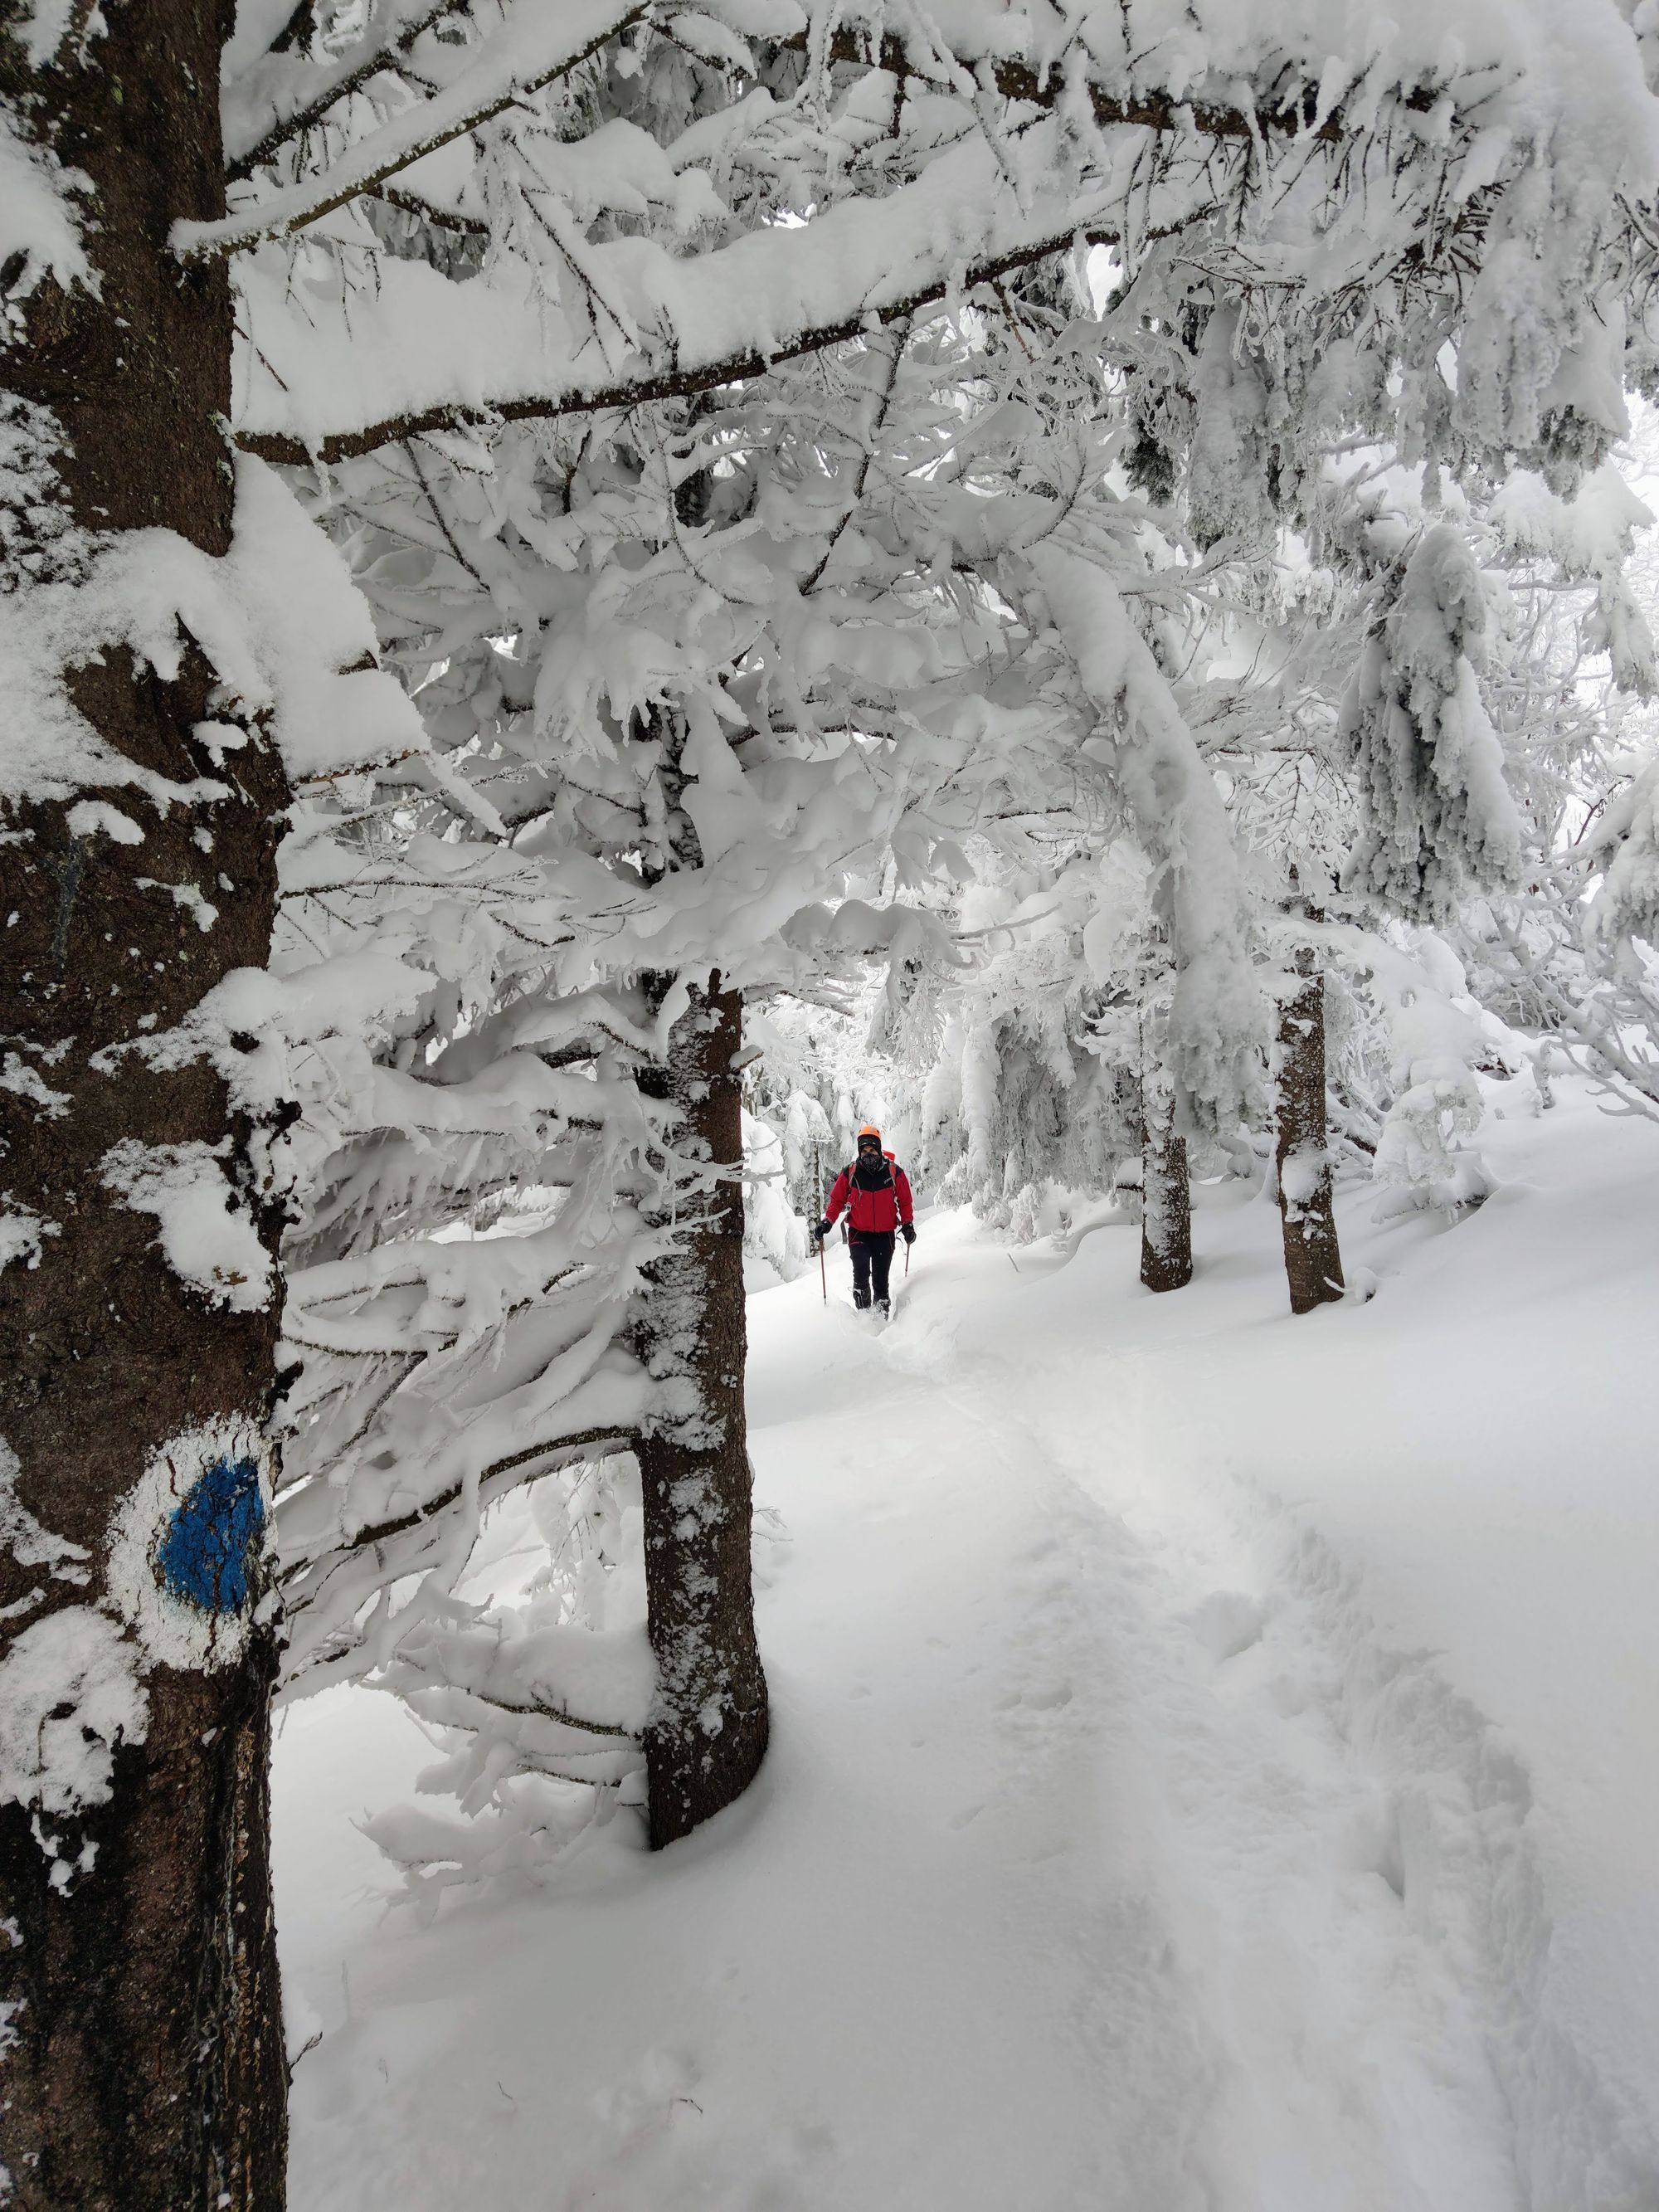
<box><xmin>0</xmin><ymin>5</ymin><xmax>289</xmax><ymax>2205</ymax></box>
<box><xmin>635</xmin><ymin>977</ymin><xmax>769</xmax><ymax>1847</ymax></box>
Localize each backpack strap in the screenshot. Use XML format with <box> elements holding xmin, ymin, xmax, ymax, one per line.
<box><xmin>845</xmin><ymin>1153</ymin><xmax>896</xmax><ymax>1221</ymax></box>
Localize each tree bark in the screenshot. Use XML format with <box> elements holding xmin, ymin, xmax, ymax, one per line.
<box><xmin>1276</xmin><ymin>955</ymin><xmax>1345</xmax><ymax>1314</ymax></box>
<box><xmin>1140</xmin><ymin>1078</ymin><xmax>1193</xmax><ymax>1294</ymax></box>
<box><xmin>635</xmin><ymin>977</ymin><xmax>769</xmax><ymax>1847</ymax></box>
<box><xmin>1</xmin><ymin>7</ymin><xmax>289</xmax><ymax>2208</ymax></box>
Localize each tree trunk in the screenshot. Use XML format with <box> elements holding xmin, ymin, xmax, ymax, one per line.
<box><xmin>635</xmin><ymin>977</ymin><xmax>769</xmax><ymax>1847</ymax></box>
<box><xmin>1140</xmin><ymin>1079</ymin><xmax>1192</xmax><ymax>1294</ymax></box>
<box><xmin>1</xmin><ymin>8</ymin><xmax>289</xmax><ymax>2209</ymax></box>
<box><xmin>1276</xmin><ymin>956</ymin><xmax>1345</xmax><ymax>1313</ymax></box>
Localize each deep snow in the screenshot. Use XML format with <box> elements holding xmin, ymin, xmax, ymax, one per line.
<box><xmin>275</xmin><ymin>1081</ymin><xmax>1659</xmax><ymax>2210</ymax></box>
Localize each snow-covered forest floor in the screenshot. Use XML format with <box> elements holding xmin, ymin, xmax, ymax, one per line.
<box><xmin>275</xmin><ymin>1079</ymin><xmax>1659</xmax><ymax>2212</ymax></box>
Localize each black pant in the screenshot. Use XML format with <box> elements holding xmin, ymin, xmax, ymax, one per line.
<box><xmin>850</xmin><ymin>1230</ymin><xmax>895</xmax><ymax>1310</ymax></box>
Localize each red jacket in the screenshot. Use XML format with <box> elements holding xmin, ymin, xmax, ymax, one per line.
<box><xmin>825</xmin><ymin>1152</ymin><xmax>913</xmax><ymax>1235</ymax></box>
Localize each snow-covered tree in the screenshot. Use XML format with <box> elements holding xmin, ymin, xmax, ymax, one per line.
<box><xmin>0</xmin><ymin>9</ymin><xmax>425</xmax><ymax>2200</ymax></box>
<box><xmin>1342</xmin><ymin>524</ymin><xmax>1527</xmax><ymax>921</ymax></box>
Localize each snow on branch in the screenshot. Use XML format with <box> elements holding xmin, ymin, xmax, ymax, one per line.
<box><xmin>797</xmin><ymin>19</ymin><xmax>1345</xmax><ymax>144</ymax></box>
<box><xmin>216</xmin><ymin>0</ymin><xmax>1659</xmax><ymax>495</ymax></box>
<box><xmin>1342</xmin><ymin>525</ymin><xmax>1526</xmax><ymax>923</ymax></box>
<box><xmin>1029</xmin><ymin>544</ymin><xmax>1268</xmax><ymax>1128</ymax></box>
<box><xmin>230</xmin><ymin>138</ymin><xmax>1141</xmax><ymax>463</ymax></box>
<box><xmin>182</xmin><ymin>0</ymin><xmax>649</xmax><ymax>257</ymax></box>
<box><xmin>231</xmin><ymin>225</ymin><xmax>1107</xmax><ymax>465</ymax></box>
<box><xmin>225</xmin><ymin>0</ymin><xmax>479</xmax><ymax>184</ymax></box>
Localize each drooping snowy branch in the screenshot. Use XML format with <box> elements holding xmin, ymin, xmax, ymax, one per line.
<box><xmin>1342</xmin><ymin>525</ymin><xmax>1526</xmax><ymax>922</ymax></box>
<box><xmin>1028</xmin><ymin>543</ymin><xmax>1268</xmax><ymax>1129</ymax></box>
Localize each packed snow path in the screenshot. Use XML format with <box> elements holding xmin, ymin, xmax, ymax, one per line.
<box><xmin>277</xmin><ymin>1095</ymin><xmax>1659</xmax><ymax>2210</ymax></box>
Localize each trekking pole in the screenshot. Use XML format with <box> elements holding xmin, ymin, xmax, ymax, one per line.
<box><xmin>904</xmin><ymin>1240</ymin><xmax>911</xmax><ymax>1278</ymax></box>
<box><xmin>820</xmin><ymin>1233</ymin><xmax>828</xmax><ymax>1303</ymax></box>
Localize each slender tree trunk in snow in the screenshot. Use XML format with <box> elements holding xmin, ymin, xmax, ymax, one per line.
<box><xmin>635</xmin><ymin>977</ymin><xmax>769</xmax><ymax>1846</ymax></box>
<box><xmin>1276</xmin><ymin>953</ymin><xmax>1345</xmax><ymax>1313</ymax></box>
<box><xmin>1</xmin><ymin>8</ymin><xmax>289</xmax><ymax>2207</ymax></box>
<box><xmin>1140</xmin><ymin>1076</ymin><xmax>1193</xmax><ymax>1294</ymax></box>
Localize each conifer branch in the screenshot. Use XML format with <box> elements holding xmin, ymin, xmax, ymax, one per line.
<box><xmin>185</xmin><ymin>2</ymin><xmax>651</xmax><ymax>257</ymax></box>
<box><xmin>231</xmin><ymin>223</ymin><xmax>1137</xmax><ymax>465</ymax></box>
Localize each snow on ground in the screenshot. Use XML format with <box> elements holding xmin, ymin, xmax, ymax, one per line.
<box><xmin>275</xmin><ymin>1080</ymin><xmax>1659</xmax><ymax>2211</ymax></box>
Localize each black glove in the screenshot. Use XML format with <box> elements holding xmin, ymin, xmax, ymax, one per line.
<box><xmin>901</xmin><ymin>1222</ymin><xmax>916</xmax><ymax>1245</ymax></box>
<box><xmin>814</xmin><ymin>1219</ymin><xmax>832</xmax><ymax>1246</ymax></box>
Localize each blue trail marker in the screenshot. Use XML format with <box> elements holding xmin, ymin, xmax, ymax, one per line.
<box><xmin>155</xmin><ymin>1455</ymin><xmax>265</xmax><ymax>1614</ymax></box>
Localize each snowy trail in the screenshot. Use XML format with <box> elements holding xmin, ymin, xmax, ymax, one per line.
<box><xmin>868</xmin><ymin>1188</ymin><xmax>1659</xmax><ymax>2212</ymax></box>
<box><xmin>839</xmin><ymin>1231</ymin><xmax>1522</xmax><ymax>2211</ymax></box>
<box><xmin>277</xmin><ymin>1150</ymin><xmax>1659</xmax><ymax>2211</ymax></box>
<box><xmin>917</xmin><ymin>1355</ymin><xmax>1520</xmax><ymax>2210</ymax></box>
<box><xmin>283</xmin><ymin>1230</ymin><xmax>1228</xmax><ymax>2210</ymax></box>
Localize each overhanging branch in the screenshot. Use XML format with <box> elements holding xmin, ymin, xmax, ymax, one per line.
<box><xmin>226</xmin><ymin>0</ymin><xmax>472</xmax><ymax>185</ymax></box>
<box><xmin>205</xmin><ymin>7</ymin><xmax>1358</xmax><ymax>263</ymax></box>
<box><xmin>233</xmin><ymin>221</ymin><xmax>1138</xmax><ymax>465</ymax></box>
<box><xmin>807</xmin><ymin>24</ymin><xmax>1348</xmax><ymax>144</ymax></box>
<box><xmin>183</xmin><ymin>1</ymin><xmax>650</xmax><ymax>259</ymax></box>
<box><xmin>303</xmin><ymin>1423</ymin><xmax>636</xmax><ymax>1562</ymax></box>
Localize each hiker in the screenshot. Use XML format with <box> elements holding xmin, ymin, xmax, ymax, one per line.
<box><xmin>815</xmin><ymin>1124</ymin><xmax>916</xmax><ymax>1314</ymax></box>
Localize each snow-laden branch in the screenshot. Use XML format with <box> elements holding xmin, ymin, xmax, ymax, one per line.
<box><xmin>208</xmin><ymin>0</ymin><xmax>1397</xmax><ymax>263</ymax></box>
<box><xmin>180</xmin><ymin>0</ymin><xmax>649</xmax><ymax>258</ymax></box>
<box><xmin>226</xmin><ymin>0</ymin><xmax>474</xmax><ymax>184</ymax></box>
<box><xmin>231</xmin><ymin>114</ymin><xmax>1160</xmax><ymax>462</ymax></box>
<box><xmin>231</xmin><ymin>220</ymin><xmax>1126</xmax><ymax>464</ymax></box>
<box><xmin>1028</xmin><ymin>543</ymin><xmax>1270</xmax><ymax>1128</ymax></box>
<box><xmin>800</xmin><ymin>20</ymin><xmax>1346</xmax><ymax>144</ymax></box>
<box><xmin>278</xmin><ymin>1396</ymin><xmax>645</xmax><ymax>1692</ymax></box>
